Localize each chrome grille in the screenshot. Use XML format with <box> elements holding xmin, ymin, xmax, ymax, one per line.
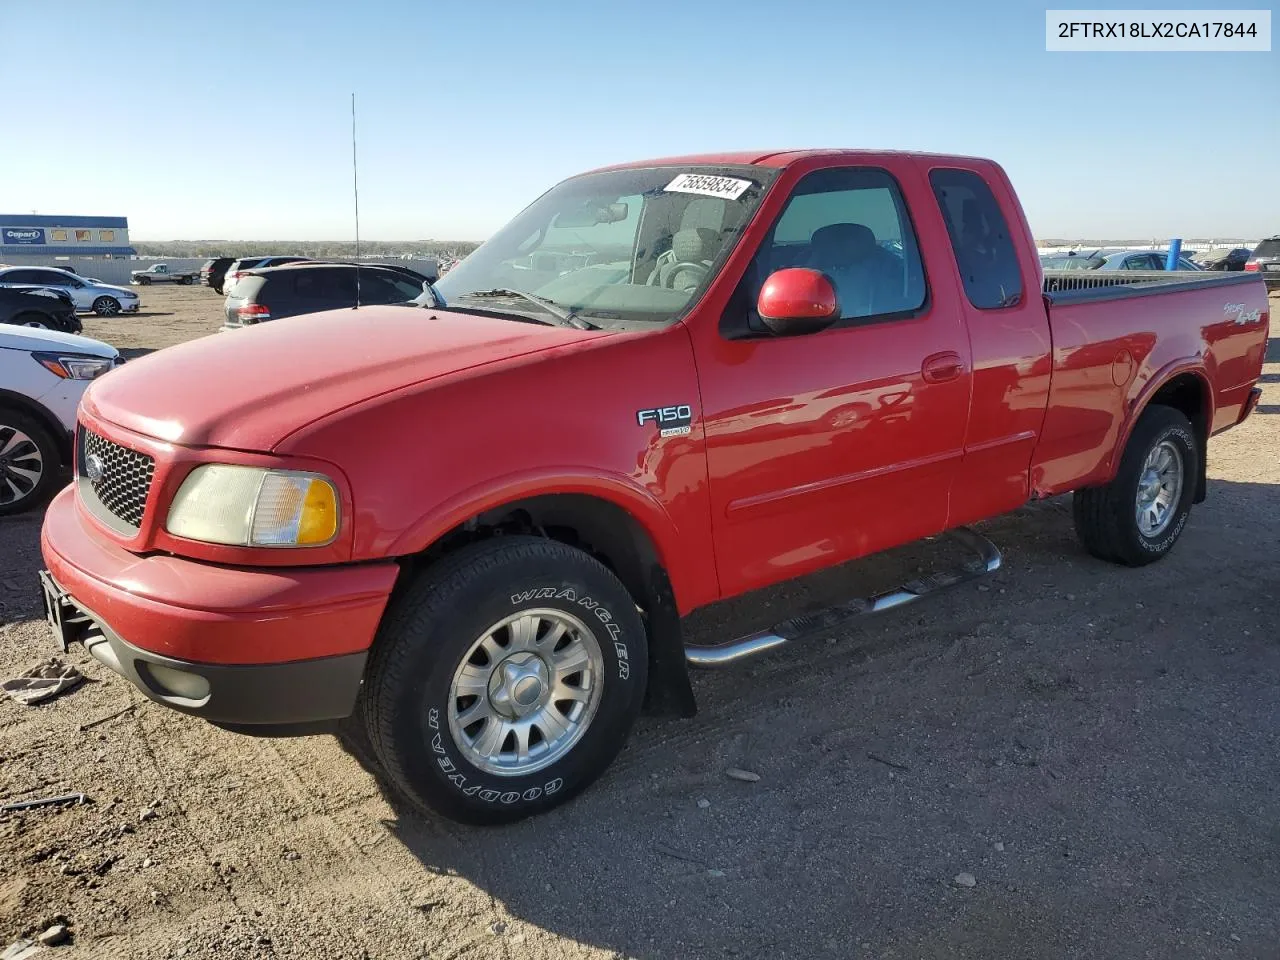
<box><xmin>78</xmin><ymin>428</ymin><xmax>155</xmax><ymax>530</ymax></box>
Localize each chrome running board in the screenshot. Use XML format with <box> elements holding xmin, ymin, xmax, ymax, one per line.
<box><xmin>684</xmin><ymin>527</ymin><xmax>1002</xmax><ymax>668</ymax></box>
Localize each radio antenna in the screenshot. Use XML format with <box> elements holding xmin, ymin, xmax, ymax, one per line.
<box><xmin>351</xmin><ymin>92</ymin><xmax>361</xmax><ymax>309</ymax></box>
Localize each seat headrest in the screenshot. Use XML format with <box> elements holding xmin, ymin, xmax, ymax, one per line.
<box><xmin>672</xmin><ymin>227</ymin><xmax>719</xmax><ymax>263</ymax></box>
<box><xmin>810</xmin><ymin>223</ymin><xmax>877</xmax><ymax>261</ymax></box>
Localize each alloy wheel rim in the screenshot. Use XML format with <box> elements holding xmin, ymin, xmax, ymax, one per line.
<box><xmin>0</xmin><ymin>426</ymin><xmax>43</xmax><ymax>506</ymax></box>
<box><xmin>447</xmin><ymin>607</ymin><xmax>604</xmax><ymax>777</ymax></box>
<box><xmin>1135</xmin><ymin>439</ymin><xmax>1183</xmax><ymax>537</ymax></box>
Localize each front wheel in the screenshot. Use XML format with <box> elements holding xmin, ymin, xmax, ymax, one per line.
<box><xmin>0</xmin><ymin>409</ymin><xmax>61</xmax><ymax>516</ymax></box>
<box><xmin>362</xmin><ymin>537</ymin><xmax>648</xmax><ymax>825</ymax></box>
<box><xmin>92</xmin><ymin>296</ymin><xmax>121</xmax><ymax>317</ymax></box>
<box><xmin>13</xmin><ymin>312</ymin><xmax>49</xmax><ymax>330</ymax></box>
<box><xmin>1073</xmin><ymin>405</ymin><xmax>1197</xmax><ymax>566</ymax></box>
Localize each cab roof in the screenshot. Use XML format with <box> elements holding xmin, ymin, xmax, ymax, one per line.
<box><xmin>587</xmin><ymin>149</ymin><xmax>992</xmax><ymax>174</ymax></box>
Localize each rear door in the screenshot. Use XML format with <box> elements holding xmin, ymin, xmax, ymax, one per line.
<box><xmin>696</xmin><ymin>158</ymin><xmax>973</xmax><ymax>598</ymax></box>
<box><xmin>921</xmin><ymin>162</ymin><xmax>1052</xmax><ymax>526</ymax></box>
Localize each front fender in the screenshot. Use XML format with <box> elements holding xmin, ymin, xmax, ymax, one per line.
<box><xmin>386</xmin><ymin>466</ymin><xmax>695</xmax><ymax>604</ymax></box>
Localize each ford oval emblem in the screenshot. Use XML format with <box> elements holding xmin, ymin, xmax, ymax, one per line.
<box><xmin>84</xmin><ymin>453</ymin><xmax>104</xmax><ymax>483</ymax></box>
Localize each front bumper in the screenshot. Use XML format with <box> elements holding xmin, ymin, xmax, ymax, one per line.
<box><xmin>39</xmin><ymin>486</ymin><xmax>399</xmax><ymax>725</ymax></box>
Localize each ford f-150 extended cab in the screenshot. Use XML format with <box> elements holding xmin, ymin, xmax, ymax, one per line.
<box><xmin>38</xmin><ymin>150</ymin><xmax>1269</xmax><ymax>824</ymax></box>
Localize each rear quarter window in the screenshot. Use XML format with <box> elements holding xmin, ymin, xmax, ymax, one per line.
<box><xmin>929</xmin><ymin>168</ymin><xmax>1024</xmax><ymax>309</ymax></box>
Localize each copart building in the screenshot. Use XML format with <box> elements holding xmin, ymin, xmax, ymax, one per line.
<box><xmin>0</xmin><ymin>214</ymin><xmax>136</xmax><ymax>265</ymax></box>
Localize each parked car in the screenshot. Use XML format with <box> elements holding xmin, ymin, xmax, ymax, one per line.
<box><xmin>222</xmin><ymin>262</ymin><xmax>429</xmax><ymax>330</ymax></box>
<box><xmin>1042</xmin><ymin>250</ymin><xmax>1201</xmax><ymax>272</ymax></box>
<box><xmin>0</xmin><ymin>265</ymin><xmax>140</xmax><ymax>316</ymax></box>
<box><xmin>131</xmin><ymin>263</ymin><xmax>200</xmax><ymax>285</ymax></box>
<box><xmin>0</xmin><ymin>286</ymin><xmax>81</xmax><ymax>334</ymax></box>
<box><xmin>200</xmin><ymin>258</ymin><xmax>236</xmax><ymax>294</ymax></box>
<box><xmin>1244</xmin><ymin>236</ymin><xmax>1280</xmax><ymax>288</ymax></box>
<box><xmin>37</xmin><ymin>150</ymin><xmax>1268</xmax><ymax>825</ymax></box>
<box><xmin>0</xmin><ymin>325</ymin><xmax>120</xmax><ymax>515</ymax></box>
<box><xmin>222</xmin><ymin>256</ymin><xmax>312</xmax><ymax>295</ymax></box>
<box><xmin>1193</xmin><ymin>248</ymin><xmax>1251</xmax><ymax>271</ymax></box>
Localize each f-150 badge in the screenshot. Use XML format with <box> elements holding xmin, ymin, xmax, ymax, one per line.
<box><xmin>636</xmin><ymin>404</ymin><xmax>693</xmax><ymax>437</ymax></box>
<box><xmin>1224</xmin><ymin>302</ymin><xmax>1261</xmax><ymax>325</ymax></box>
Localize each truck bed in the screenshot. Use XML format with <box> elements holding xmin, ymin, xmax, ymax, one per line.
<box><xmin>1032</xmin><ymin>271</ymin><xmax>1268</xmax><ymax>497</ymax></box>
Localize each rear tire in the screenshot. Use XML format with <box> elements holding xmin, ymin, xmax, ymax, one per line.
<box><xmin>0</xmin><ymin>408</ymin><xmax>61</xmax><ymax>516</ymax></box>
<box><xmin>362</xmin><ymin>536</ymin><xmax>647</xmax><ymax>825</ymax></box>
<box><xmin>179</xmin><ymin>276</ymin><xmax>193</xmax><ymax>285</ymax></box>
<box><xmin>1073</xmin><ymin>405</ymin><xmax>1197</xmax><ymax>566</ymax></box>
<box><xmin>137</xmin><ymin>276</ymin><xmax>152</xmax><ymax>285</ymax></box>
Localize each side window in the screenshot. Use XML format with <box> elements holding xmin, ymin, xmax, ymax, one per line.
<box><xmin>360</xmin><ymin>272</ymin><xmax>422</xmax><ymax>303</ymax></box>
<box><xmin>75</xmin><ymin>230</ymin><xmax>91</xmax><ymax>241</ymax></box>
<box><xmin>929</xmin><ymin>168</ymin><xmax>1023</xmax><ymax>309</ymax></box>
<box><xmin>51</xmin><ymin>229</ymin><xmax>68</xmax><ymax>241</ymax></box>
<box><xmin>99</xmin><ymin>230</ymin><xmax>115</xmax><ymax>242</ymax></box>
<box><xmin>33</xmin><ymin>271</ymin><xmax>72</xmax><ymax>286</ymax></box>
<box><xmin>747</xmin><ymin>167</ymin><xmax>926</xmax><ymax>327</ymax></box>
<box><xmin>6</xmin><ymin>270</ymin><xmax>43</xmax><ymax>284</ymax></box>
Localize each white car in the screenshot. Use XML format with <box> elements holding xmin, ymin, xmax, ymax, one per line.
<box><xmin>0</xmin><ymin>266</ymin><xmax>140</xmax><ymax>316</ymax></box>
<box><xmin>0</xmin><ymin>325</ymin><xmax>121</xmax><ymax>515</ymax></box>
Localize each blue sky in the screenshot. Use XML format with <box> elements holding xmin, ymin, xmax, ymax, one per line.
<box><xmin>1</xmin><ymin>1</ymin><xmax>1274</xmax><ymax>240</ymax></box>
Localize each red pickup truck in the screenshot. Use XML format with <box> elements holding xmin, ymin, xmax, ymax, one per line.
<box><xmin>39</xmin><ymin>150</ymin><xmax>1268</xmax><ymax>824</ymax></box>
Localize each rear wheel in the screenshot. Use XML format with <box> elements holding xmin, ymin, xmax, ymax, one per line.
<box><xmin>179</xmin><ymin>276</ymin><xmax>193</xmax><ymax>285</ymax></box>
<box><xmin>0</xmin><ymin>409</ymin><xmax>61</xmax><ymax>516</ymax></box>
<box><xmin>362</xmin><ymin>536</ymin><xmax>647</xmax><ymax>825</ymax></box>
<box><xmin>92</xmin><ymin>296</ymin><xmax>121</xmax><ymax>317</ymax></box>
<box><xmin>137</xmin><ymin>276</ymin><xmax>152</xmax><ymax>285</ymax></box>
<box><xmin>1073</xmin><ymin>405</ymin><xmax>1197</xmax><ymax>566</ymax></box>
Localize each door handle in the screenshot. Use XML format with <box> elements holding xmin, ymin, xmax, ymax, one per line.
<box><xmin>922</xmin><ymin>351</ymin><xmax>965</xmax><ymax>384</ymax></box>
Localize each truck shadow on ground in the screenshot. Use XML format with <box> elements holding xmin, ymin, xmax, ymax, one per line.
<box><xmin>336</xmin><ymin>478</ymin><xmax>1280</xmax><ymax>960</ymax></box>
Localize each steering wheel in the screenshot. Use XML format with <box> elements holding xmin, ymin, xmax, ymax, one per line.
<box><xmin>662</xmin><ymin>261</ymin><xmax>709</xmax><ymax>291</ymax></box>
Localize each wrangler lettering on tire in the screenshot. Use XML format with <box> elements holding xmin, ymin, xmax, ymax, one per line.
<box><xmin>362</xmin><ymin>536</ymin><xmax>647</xmax><ymax>825</ymax></box>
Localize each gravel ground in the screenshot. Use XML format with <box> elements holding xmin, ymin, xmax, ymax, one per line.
<box><xmin>1</xmin><ymin>286</ymin><xmax>1277</xmax><ymax>959</ymax></box>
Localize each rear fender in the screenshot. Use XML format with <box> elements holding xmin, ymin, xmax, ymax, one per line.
<box><xmin>1113</xmin><ymin>360</ymin><xmax>1213</xmax><ymax>499</ymax></box>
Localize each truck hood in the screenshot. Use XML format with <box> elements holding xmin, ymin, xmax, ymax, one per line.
<box><xmin>83</xmin><ymin>305</ymin><xmax>596</xmax><ymax>450</ymax></box>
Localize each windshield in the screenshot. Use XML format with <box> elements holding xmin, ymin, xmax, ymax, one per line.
<box><xmin>1254</xmin><ymin>239</ymin><xmax>1280</xmax><ymax>257</ymax></box>
<box><xmin>432</xmin><ymin>166</ymin><xmax>776</xmax><ymax>326</ymax></box>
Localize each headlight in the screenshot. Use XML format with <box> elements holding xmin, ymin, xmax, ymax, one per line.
<box><xmin>165</xmin><ymin>465</ymin><xmax>339</xmax><ymax>547</ymax></box>
<box><xmin>33</xmin><ymin>352</ymin><xmax>116</xmax><ymax>380</ymax></box>
<box><xmin>119</xmin><ymin>291</ymin><xmax>139</xmax><ymax>299</ymax></box>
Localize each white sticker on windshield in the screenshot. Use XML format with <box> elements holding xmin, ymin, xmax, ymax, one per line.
<box><xmin>663</xmin><ymin>173</ymin><xmax>753</xmax><ymax>200</ymax></box>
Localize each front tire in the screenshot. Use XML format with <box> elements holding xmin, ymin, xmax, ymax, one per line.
<box><xmin>0</xmin><ymin>409</ymin><xmax>61</xmax><ymax>516</ymax></box>
<box><xmin>12</xmin><ymin>312</ymin><xmax>49</xmax><ymax>330</ymax></box>
<box><xmin>92</xmin><ymin>296</ymin><xmax>121</xmax><ymax>317</ymax></box>
<box><xmin>362</xmin><ymin>537</ymin><xmax>648</xmax><ymax>825</ymax></box>
<box><xmin>1073</xmin><ymin>405</ymin><xmax>1197</xmax><ymax>566</ymax></box>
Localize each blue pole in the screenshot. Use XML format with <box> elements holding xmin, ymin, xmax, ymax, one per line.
<box><xmin>1165</xmin><ymin>238</ymin><xmax>1182</xmax><ymax>270</ymax></box>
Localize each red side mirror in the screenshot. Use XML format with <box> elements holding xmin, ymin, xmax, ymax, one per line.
<box><xmin>756</xmin><ymin>268</ymin><xmax>838</xmax><ymax>336</ymax></box>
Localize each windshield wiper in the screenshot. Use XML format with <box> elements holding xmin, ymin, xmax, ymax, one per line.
<box><xmin>457</xmin><ymin>288</ymin><xmax>598</xmax><ymax>330</ymax></box>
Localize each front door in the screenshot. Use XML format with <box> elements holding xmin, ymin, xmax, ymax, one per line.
<box><xmin>696</xmin><ymin>162</ymin><xmax>972</xmax><ymax>599</ymax></box>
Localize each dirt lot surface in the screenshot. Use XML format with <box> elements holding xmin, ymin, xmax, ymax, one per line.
<box><xmin>2</xmin><ymin>286</ymin><xmax>1278</xmax><ymax>959</ymax></box>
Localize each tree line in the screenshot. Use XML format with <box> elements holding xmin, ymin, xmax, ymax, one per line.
<box><xmin>132</xmin><ymin>240</ymin><xmax>481</xmax><ymax>259</ymax></box>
